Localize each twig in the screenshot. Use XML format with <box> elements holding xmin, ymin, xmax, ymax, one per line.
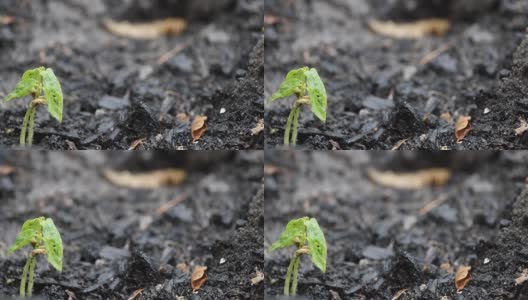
<box><xmin>157</xmin><ymin>42</ymin><xmax>189</xmax><ymax>65</ymax></box>
<box><xmin>419</xmin><ymin>194</ymin><xmax>449</xmax><ymax>215</ymax></box>
<box><xmin>156</xmin><ymin>194</ymin><xmax>187</xmax><ymax>215</ymax></box>
<box><xmin>419</xmin><ymin>43</ymin><xmax>452</xmax><ymax>65</ymax></box>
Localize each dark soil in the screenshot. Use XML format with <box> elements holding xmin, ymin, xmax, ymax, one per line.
<box><xmin>265</xmin><ymin>151</ymin><xmax>528</xmax><ymax>299</ymax></box>
<box><xmin>0</xmin><ymin>151</ymin><xmax>264</xmax><ymax>299</ymax></box>
<box><xmin>264</xmin><ymin>0</ymin><xmax>528</xmax><ymax>149</ymax></box>
<box><xmin>0</xmin><ymin>0</ymin><xmax>263</xmax><ymax>150</ymax></box>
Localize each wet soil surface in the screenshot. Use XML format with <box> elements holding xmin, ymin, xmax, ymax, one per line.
<box><xmin>265</xmin><ymin>0</ymin><xmax>528</xmax><ymax>149</ymax></box>
<box><xmin>0</xmin><ymin>0</ymin><xmax>263</xmax><ymax>150</ymax></box>
<box><xmin>265</xmin><ymin>151</ymin><xmax>528</xmax><ymax>299</ymax></box>
<box><xmin>0</xmin><ymin>151</ymin><xmax>264</xmax><ymax>299</ymax></box>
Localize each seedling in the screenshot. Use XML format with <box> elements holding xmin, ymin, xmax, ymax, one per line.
<box><xmin>268</xmin><ymin>217</ymin><xmax>327</xmax><ymax>296</ymax></box>
<box><xmin>269</xmin><ymin>67</ymin><xmax>327</xmax><ymax>146</ymax></box>
<box><xmin>3</xmin><ymin>67</ymin><xmax>63</xmax><ymax>146</ymax></box>
<box><xmin>8</xmin><ymin>217</ymin><xmax>63</xmax><ymax>297</ymax></box>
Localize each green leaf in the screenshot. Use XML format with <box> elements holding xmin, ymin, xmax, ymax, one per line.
<box><xmin>269</xmin><ymin>217</ymin><xmax>309</xmax><ymax>252</ymax></box>
<box><xmin>305</xmin><ymin>68</ymin><xmax>327</xmax><ymax>122</ymax></box>
<box><xmin>3</xmin><ymin>67</ymin><xmax>45</xmax><ymax>102</ymax></box>
<box><xmin>41</xmin><ymin>68</ymin><xmax>63</xmax><ymax>123</ymax></box>
<box><xmin>270</xmin><ymin>67</ymin><xmax>309</xmax><ymax>102</ymax></box>
<box><xmin>8</xmin><ymin>217</ymin><xmax>45</xmax><ymax>254</ymax></box>
<box><xmin>42</xmin><ymin>218</ymin><xmax>63</xmax><ymax>272</ymax></box>
<box><xmin>306</xmin><ymin>218</ymin><xmax>327</xmax><ymax>273</ymax></box>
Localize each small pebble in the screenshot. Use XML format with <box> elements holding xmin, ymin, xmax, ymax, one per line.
<box><xmin>484</xmin><ymin>108</ymin><xmax>490</xmax><ymax>114</ymax></box>
<box><xmin>484</xmin><ymin>258</ymin><xmax>490</xmax><ymax>264</ymax></box>
<box><xmin>220</xmin><ymin>258</ymin><xmax>226</xmax><ymax>265</ymax></box>
<box><xmin>220</xmin><ymin>108</ymin><xmax>226</xmax><ymax>114</ymax></box>
<box><xmin>499</xmin><ymin>69</ymin><xmax>510</xmax><ymax>79</ymax></box>
<box><xmin>499</xmin><ymin>219</ymin><xmax>511</xmax><ymax>228</ymax></box>
<box><xmin>94</xmin><ymin>109</ymin><xmax>106</xmax><ymax>118</ymax></box>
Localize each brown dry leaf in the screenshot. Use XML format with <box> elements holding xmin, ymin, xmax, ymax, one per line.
<box><xmin>264</xmin><ymin>15</ymin><xmax>283</xmax><ymax>25</ymax></box>
<box><xmin>0</xmin><ymin>16</ymin><xmax>15</xmax><ymax>25</ymax></box>
<box><xmin>251</xmin><ymin>270</ymin><xmax>264</xmax><ymax>285</ymax></box>
<box><xmin>368</xmin><ymin>18</ymin><xmax>450</xmax><ymax>39</ymax></box>
<box><xmin>515</xmin><ymin>269</ymin><xmax>528</xmax><ymax>285</ymax></box>
<box><xmin>128</xmin><ymin>138</ymin><xmax>146</xmax><ymax>150</ymax></box>
<box><xmin>177</xmin><ymin>112</ymin><xmax>190</xmax><ymax>123</ymax></box>
<box><xmin>192</xmin><ymin>115</ymin><xmax>208</xmax><ymax>142</ymax></box>
<box><xmin>455</xmin><ymin>265</ymin><xmax>471</xmax><ymax>291</ymax></box>
<box><xmin>440</xmin><ymin>262</ymin><xmax>454</xmax><ymax>273</ymax></box>
<box><xmin>127</xmin><ymin>288</ymin><xmax>144</xmax><ymax>300</ymax></box>
<box><xmin>368</xmin><ymin>168</ymin><xmax>450</xmax><ymax>190</ymax></box>
<box><xmin>191</xmin><ymin>266</ymin><xmax>208</xmax><ymax>292</ymax></box>
<box><xmin>515</xmin><ymin>117</ymin><xmax>528</xmax><ymax>136</ymax></box>
<box><xmin>0</xmin><ymin>165</ymin><xmax>15</xmax><ymax>176</ymax></box>
<box><xmin>104</xmin><ymin>169</ymin><xmax>186</xmax><ymax>189</ymax></box>
<box><xmin>177</xmin><ymin>262</ymin><xmax>190</xmax><ymax>274</ymax></box>
<box><xmin>251</xmin><ymin>119</ymin><xmax>264</xmax><ymax>136</ymax></box>
<box><xmin>103</xmin><ymin>18</ymin><xmax>187</xmax><ymax>39</ymax></box>
<box><xmin>455</xmin><ymin>115</ymin><xmax>472</xmax><ymax>143</ymax></box>
<box><xmin>264</xmin><ymin>165</ymin><xmax>284</xmax><ymax>176</ymax></box>
<box><xmin>391</xmin><ymin>289</ymin><xmax>408</xmax><ymax>300</ymax></box>
<box><xmin>440</xmin><ymin>112</ymin><xmax>453</xmax><ymax>123</ymax></box>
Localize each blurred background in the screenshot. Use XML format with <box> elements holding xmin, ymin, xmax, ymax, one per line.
<box><xmin>0</xmin><ymin>150</ymin><xmax>263</xmax><ymax>299</ymax></box>
<box><xmin>265</xmin><ymin>150</ymin><xmax>528</xmax><ymax>299</ymax></box>
<box><xmin>264</xmin><ymin>0</ymin><xmax>528</xmax><ymax>150</ymax></box>
<box><xmin>0</xmin><ymin>0</ymin><xmax>263</xmax><ymax>150</ymax></box>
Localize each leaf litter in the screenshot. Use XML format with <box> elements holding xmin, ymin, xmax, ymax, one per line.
<box><xmin>368</xmin><ymin>18</ymin><xmax>450</xmax><ymax>39</ymax></box>
<box><xmin>368</xmin><ymin>168</ymin><xmax>450</xmax><ymax>189</ymax></box>
<box><xmin>455</xmin><ymin>115</ymin><xmax>472</xmax><ymax>143</ymax></box>
<box><xmin>104</xmin><ymin>169</ymin><xmax>186</xmax><ymax>189</ymax></box>
<box><xmin>191</xmin><ymin>266</ymin><xmax>208</xmax><ymax>292</ymax></box>
<box><xmin>191</xmin><ymin>115</ymin><xmax>208</xmax><ymax>142</ymax></box>
<box><xmin>103</xmin><ymin>18</ymin><xmax>187</xmax><ymax>39</ymax></box>
<box><xmin>455</xmin><ymin>265</ymin><xmax>471</xmax><ymax>291</ymax></box>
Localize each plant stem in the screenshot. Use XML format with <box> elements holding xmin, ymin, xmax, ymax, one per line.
<box><xmin>27</xmin><ymin>105</ymin><xmax>36</xmax><ymax>146</ymax></box>
<box><xmin>291</xmin><ymin>106</ymin><xmax>300</xmax><ymax>145</ymax></box>
<box><xmin>20</xmin><ymin>256</ymin><xmax>32</xmax><ymax>297</ymax></box>
<box><xmin>20</xmin><ymin>106</ymin><xmax>32</xmax><ymax>145</ymax></box>
<box><xmin>284</xmin><ymin>106</ymin><xmax>297</xmax><ymax>145</ymax></box>
<box><xmin>20</xmin><ymin>98</ymin><xmax>46</xmax><ymax>146</ymax></box>
<box><xmin>284</xmin><ymin>255</ymin><xmax>297</xmax><ymax>296</ymax></box>
<box><xmin>291</xmin><ymin>255</ymin><xmax>301</xmax><ymax>296</ymax></box>
<box><xmin>27</xmin><ymin>256</ymin><xmax>36</xmax><ymax>297</ymax></box>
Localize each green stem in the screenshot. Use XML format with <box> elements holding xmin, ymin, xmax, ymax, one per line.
<box><xmin>27</xmin><ymin>105</ymin><xmax>36</xmax><ymax>146</ymax></box>
<box><xmin>284</xmin><ymin>106</ymin><xmax>297</xmax><ymax>145</ymax></box>
<box><xmin>20</xmin><ymin>106</ymin><xmax>32</xmax><ymax>145</ymax></box>
<box><xmin>284</xmin><ymin>255</ymin><xmax>297</xmax><ymax>296</ymax></box>
<box><xmin>27</xmin><ymin>256</ymin><xmax>36</xmax><ymax>297</ymax></box>
<box><xmin>20</xmin><ymin>256</ymin><xmax>32</xmax><ymax>297</ymax></box>
<box><xmin>291</xmin><ymin>255</ymin><xmax>301</xmax><ymax>296</ymax></box>
<box><xmin>291</xmin><ymin>106</ymin><xmax>300</xmax><ymax>146</ymax></box>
